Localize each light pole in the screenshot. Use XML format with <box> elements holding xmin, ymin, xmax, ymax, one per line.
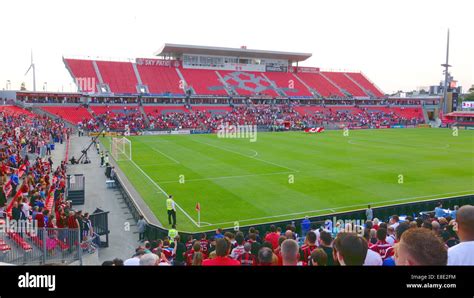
<box><xmin>43</xmin><ymin>82</ymin><xmax>48</xmax><ymax>91</ymax></box>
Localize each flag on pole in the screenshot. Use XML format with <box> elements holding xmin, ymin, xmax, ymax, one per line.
<box><xmin>196</xmin><ymin>202</ymin><xmax>201</xmax><ymax>227</ymax></box>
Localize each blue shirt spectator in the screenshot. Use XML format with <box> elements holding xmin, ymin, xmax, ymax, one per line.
<box><xmin>435</xmin><ymin>206</ymin><xmax>444</xmax><ymax>218</ymax></box>
<box><xmin>10</xmin><ymin>173</ymin><xmax>19</xmax><ymax>185</ymax></box>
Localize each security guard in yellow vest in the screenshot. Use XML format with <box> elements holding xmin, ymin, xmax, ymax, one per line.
<box><xmin>166</xmin><ymin>195</ymin><xmax>177</xmax><ymax>226</ymax></box>
<box><xmin>168</xmin><ymin>224</ymin><xmax>178</xmax><ymax>243</ymax></box>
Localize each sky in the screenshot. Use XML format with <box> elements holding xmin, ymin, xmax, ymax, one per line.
<box><xmin>0</xmin><ymin>0</ymin><xmax>473</xmax><ymax>94</ymax></box>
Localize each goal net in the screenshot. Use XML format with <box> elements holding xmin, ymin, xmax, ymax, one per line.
<box><xmin>111</xmin><ymin>137</ymin><xmax>132</xmax><ymax>161</ymax></box>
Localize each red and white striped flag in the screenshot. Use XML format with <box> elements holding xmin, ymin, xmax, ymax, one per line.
<box><xmin>304</xmin><ymin>127</ymin><xmax>325</xmax><ymax>133</ymax></box>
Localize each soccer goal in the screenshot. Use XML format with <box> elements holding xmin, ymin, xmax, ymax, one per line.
<box><xmin>111</xmin><ymin>137</ymin><xmax>132</xmax><ymax>161</ymax></box>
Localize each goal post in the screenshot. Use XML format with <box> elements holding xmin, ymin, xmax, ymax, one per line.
<box><xmin>111</xmin><ymin>137</ymin><xmax>132</xmax><ymax>161</ymax></box>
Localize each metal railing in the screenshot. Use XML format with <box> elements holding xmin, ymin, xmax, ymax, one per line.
<box><xmin>0</xmin><ymin>228</ymin><xmax>82</xmax><ymax>265</ymax></box>
<box><xmin>89</xmin><ymin>210</ymin><xmax>110</xmax><ymax>248</ymax></box>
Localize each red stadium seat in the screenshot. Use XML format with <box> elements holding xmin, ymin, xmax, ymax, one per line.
<box><xmin>64</xmin><ymin>59</ymin><xmax>100</xmax><ymax>93</ymax></box>
<box><xmin>264</xmin><ymin>72</ymin><xmax>312</xmax><ymax>97</ymax></box>
<box><xmin>137</xmin><ymin>65</ymin><xmax>184</xmax><ymax>95</ymax></box>
<box><xmin>345</xmin><ymin>72</ymin><xmax>385</xmax><ymax>98</ymax></box>
<box><xmin>95</xmin><ymin>61</ymin><xmax>138</xmax><ymax>94</ymax></box>
<box><xmin>296</xmin><ymin>73</ymin><xmax>345</xmax><ymax>97</ymax></box>
<box><xmin>41</xmin><ymin>106</ymin><xmax>93</xmax><ymax>125</ymax></box>
<box><xmin>321</xmin><ymin>72</ymin><xmax>368</xmax><ymax>97</ymax></box>
<box><xmin>180</xmin><ymin>69</ymin><xmax>228</xmax><ymax>95</ymax></box>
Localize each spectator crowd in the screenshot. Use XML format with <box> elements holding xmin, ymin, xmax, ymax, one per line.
<box><xmin>104</xmin><ymin>204</ymin><xmax>474</xmax><ymax>266</ymax></box>
<box><xmin>0</xmin><ymin>107</ymin><xmax>96</xmax><ymax>255</ymax></box>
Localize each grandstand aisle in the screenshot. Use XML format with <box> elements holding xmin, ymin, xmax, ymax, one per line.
<box><xmin>66</xmin><ymin>135</ymin><xmax>138</xmax><ymax>263</ymax></box>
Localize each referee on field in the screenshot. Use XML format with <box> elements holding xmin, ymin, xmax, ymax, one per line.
<box><xmin>166</xmin><ymin>195</ymin><xmax>177</xmax><ymax>226</ymax></box>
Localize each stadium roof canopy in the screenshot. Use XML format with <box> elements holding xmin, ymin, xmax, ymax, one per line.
<box><xmin>154</xmin><ymin>43</ymin><xmax>312</xmax><ymax>62</ymax></box>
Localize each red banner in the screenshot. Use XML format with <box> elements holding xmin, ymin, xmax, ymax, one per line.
<box><xmin>289</xmin><ymin>66</ymin><xmax>320</xmax><ymax>74</ymax></box>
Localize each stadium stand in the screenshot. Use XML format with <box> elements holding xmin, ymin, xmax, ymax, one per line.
<box><xmin>321</xmin><ymin>71</ymin><xmax>368</xmax><ymax>97</ymax></box>
<box><xmin>296</xmin><ymin>72</ymin><xmax>345</xmax><ymax>97</ymax></box>
<box><xmin>41</xmin><ymin>106</ymin><xmax>92</xmax><ymax>125</ymax></box>
<box><xmin>44</xmin><ymin>103</ymin><xmax>422</xmax><ymax>132</ymax></box>
<box><xmin>264</xmin><ymin>72</ymin><xmax>313</xmax><ymax>97</ymax></box>
<box><xmin>137</xmin><ymin>64</ymin><xmax>184</xmax><ymax>95</ymax></box>
<box><xmin>180</xmin><ymin>69</ymin><xmax>228</xmax><ymax>96</ymax></box>
<box><xmin>0</xmin><ymin>107</ymin><xmax>77</xmax><ymax>260</ymax></box>
<box><xmin>62</xmin><ymin>57</ymin><xmax>388</xmax><ymax>99</ymax></box>
<box><xmin>95</xmin><ymin>61</ymin><xmax>138</xmax><ymax>94</ymax></box>
<box><xmin>63</xmin><ymin>59</ymin><xmax>100</xmax><ymax>93</ymax></box>
<box><xmin>218</xmin><ymin>71</ymin><xmax>279</xmax><ymax>97</ymax></box>
<box><xmin>345</xmin><ymin>72</ymin><xmax>385</xmax><ymax>98</ymax></box>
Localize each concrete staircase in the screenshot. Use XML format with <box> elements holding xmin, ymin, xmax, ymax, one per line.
<box><xmin>139</xmin><ymin>105</ymin><xmax>150</xmax><ymax>127</ymax></box>
<box><xmin>175</xmin><ymin>68</ymin><xmax>192</xmax><ymax>94</ymax></box>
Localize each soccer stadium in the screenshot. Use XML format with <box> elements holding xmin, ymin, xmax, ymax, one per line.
<box><xmin>0</xmin><ymin>2</ymin><xmax>473</xmax><ymax>287</ymax></box>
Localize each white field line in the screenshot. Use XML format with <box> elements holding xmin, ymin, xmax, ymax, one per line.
<box><xmin>137</xmin><ymin>163</ymin><xmax>182</xmax><ymax>167</ymax></box>
<box><xmin>191</xmin><ymin>138</ymin><xmax>300</xmax><ymax>172</ymax></box>
<box><xmin>157</xmin><ymin>171</ymin><xmax>295</xmax><ymax>184</ymax></box>
<box><xmin>347</xmin><ymin>139</ymin><xmax>451</xmax><ymax>150</ymax></box>
<box><xmin>198</xmin><ymin>190</ymin><xmax>474</xmax><ymax>227</ymax></box>
<box><xmin>250</xmin><ymin>150</ymin><xmax>258</xmax><ymax>157</ymax></box>
<box><xmin>128</xmin><ymin>159</ymin><xmax>200</xmax><ymax>227</ymax></box>
<box><xmin>151</xmin><ymin>147</ymin><xmax>181</xmax><ymax>164</ymax></box>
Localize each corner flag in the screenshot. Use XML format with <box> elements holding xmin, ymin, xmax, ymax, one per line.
<box><xmin>196</xmin><ymin>202</ymin><xmax>201</xmax><ymax>227</ymax></box>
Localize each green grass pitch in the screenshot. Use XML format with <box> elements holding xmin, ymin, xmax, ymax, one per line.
<box><xmin>102</xmin><ymin>128</ymin><xmax>474</xmax><ymax>232</ymax></box>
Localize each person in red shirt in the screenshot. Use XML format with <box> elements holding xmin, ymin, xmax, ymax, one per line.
<box><xmin>274</xmin><ymin>236</ymin><xmax>286</xmax><ymax>265</ymax></box>
<box><xmin>185</xmin><ymin>235</ymin><xmax>195</xmax><ymax>251</ymax></box>
<box><xmin>370</xmin><ymin>228</ymin><xmax>392</xmax><ymax>259</ymax></box>
<box><xmin>36</xmin><ymin>209</ymin><xmax>45</xmax><ymax>228</ymax></box>
<box><xmin>202</xmin><ymin>238</ymin><xmax>240</xmax><ymax>266</ymax></box>
<box><xmin>237</xmin><ymin>242</ymin><xmax>256</xmax><ymax>266</ymax></box>
<box><xmin>385</xmin><ymin>222</ymin><xmax>410</xmax><ymax>259</ymax></box>
<box><xmin>185</xmin><ymin>241</ymin><xmax>207</xmax><ymax>266</ymax></box>
<box><xmin>199</xmin><ymin>233</ymin><xmax>209</xmax><ymax>254</ymax></box>
<box><xmin>264</xmin><ymin>225</ymin><xmax>280</xmax><ymax>250</ymax></box>
<box><xmin>300</xmin><ymin>231</ymin><xmax>318</xmax><ymax>263</ymax></box>
<box><xmin>372</xmin><ymin>218</ymin><xmax>380</xmax><ymax>230</ymax></box>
